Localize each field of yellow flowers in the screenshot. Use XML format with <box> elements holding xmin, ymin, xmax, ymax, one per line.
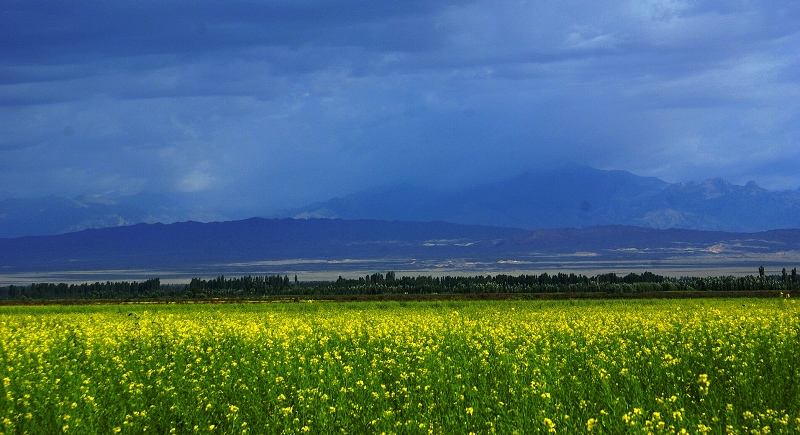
<box><xmin>1</xmin><ymin>298</ymin><xmax>798</xmax><ymax>434</ymax></box>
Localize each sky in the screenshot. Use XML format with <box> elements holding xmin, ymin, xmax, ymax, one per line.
<box><xmin>2</xmin><ymin>0</ymin><xmax>799</xmax><ymax>216</ymax></box>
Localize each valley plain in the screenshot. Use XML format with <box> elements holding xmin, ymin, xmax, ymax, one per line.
<box><xmin>2</xmin><ymin>219</ymin><xmax>800</xmax><ymax>286</ymax></box>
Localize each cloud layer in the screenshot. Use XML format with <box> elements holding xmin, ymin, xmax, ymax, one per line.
<box><xmin>2</xmin><ymin>0</ymin><xmax>799</xmax><ymax>215</ymax></box>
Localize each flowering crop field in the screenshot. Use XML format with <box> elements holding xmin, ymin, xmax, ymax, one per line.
<box><xmin>1</xmin><ymin>298</ymin><xmax>799</xmax><ymax>434</ymax></box>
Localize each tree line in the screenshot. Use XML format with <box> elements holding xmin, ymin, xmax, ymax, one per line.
<box><xmin>0</xmin><ymin>267</ymin><xmax>797</xmax><ymax>300</ymax></box>
<box><xmin>1</xmin><ymin>278</ymin><xmax>163</xmax><ymax>299</ymax></box>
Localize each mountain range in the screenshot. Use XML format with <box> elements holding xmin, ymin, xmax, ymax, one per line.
<box><xmin>275</xmin><ymin>167</ymin><xmax>800</xmax><ymax>233</ymax></box>
<box><xmin>2</xmin><ymin>166</ymin><xmax>800</xmax><ymax>238</ymax></box>
<box><xmin>0</xmin><ymin>192</ymin><xmax>227</xmax><ymax>239</ymax></box>
<box><xmin>2</xmin><ymin>218</ymin><xmax>799</xmax><ymax>279</ymax></box>
<box><xmin>0</xmin><ymin>218</ymin><xmax>524</xmax><ymax>272</ymax></box>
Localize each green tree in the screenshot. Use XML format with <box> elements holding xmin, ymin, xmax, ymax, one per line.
<box><xmin>759</xmin><ymin>265</ymin><xmax>765</xmax><ymax>278</ymax></box>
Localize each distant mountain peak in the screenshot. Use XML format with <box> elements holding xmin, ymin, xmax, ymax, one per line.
<box><xmin>274</xmin><ymin>167</ymin><xmax>800</xmax><ymax>233</ymax></box>
<box><xmin>667</xmin><ymin>177</ymin><xmax>769</xmax><ymax>200</ymax></box>
<box><xmin>72</xmin><ymin>194</ymin><xmax>120</xmax><ymax>206</ymax></box>
<box><xmin>2</xmin><ymin>167</ymin><xmax>799</xmax><ymax>238</ymax></box>
<box><xmin>0</xmin><ymin>192</ymin><xmax>229</xmax><ymax>238</ymax></box>
<box><xmin>292</xmin><ymin>207</ymin><xmax>340</xmax><ymax>219</ymax></box>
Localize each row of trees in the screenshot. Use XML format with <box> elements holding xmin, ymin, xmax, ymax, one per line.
<box><xmin>1</xmin><ymin>268</ymin><xmax>797</xmax><ymax>300</ymax></box>
<box><xmin>335</xmin><ymin>270</ymin><xmax>668</xmax><ymax>288</ymax></box>
<box><xmin>187</xmin><ymin>275</ymin><xmax>296</xmax><ymax>298</ymax></box>
<box><xmin>2</xmin><ymin>278</ymin><xmax>162</xmax><ymax>299</ymax></box>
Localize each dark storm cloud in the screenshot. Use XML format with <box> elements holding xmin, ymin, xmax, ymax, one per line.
<box><xmin>2</xmin><ymin>1</ymin><xmax>455</xmax><ymax>61</ymax></box>
<box><xmin>1</xmin><ymin>0</ymin><xmax>799</xmax><ymax>213</ymax></box>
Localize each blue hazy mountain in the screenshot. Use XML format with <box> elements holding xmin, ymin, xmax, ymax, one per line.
<box><xmin>636</xmin><ymin>179</ymin><xmax>800</xmax><ymax>232</ymax></box>
<box><xmin>3</xmin><ymin>218</ymin><xmax>800</xmax><ymax>273</ymax></box>
<box><xmin>0</xmin><ymin>192</ymin><xmax>228</xmax><ymax>238</ymax></box>
<box><xmin>0</xmin><ymin>218</ymin><xmax>528</xmax><ymax>271</ymax></box>
<box><xmin>3</xmin><ymin>166</ymin><xmax>800</xmax><ymax>238</ymax></box>
<box><xmin>279</xmin><ymin>167</ymin><xmax>667</xmax><ymax>228</ymax></box>
<box><xmin>276</xmin><ymin>167</ymin><xmax>800</xmax><ymax>232</ymax></box>
<box><xmin>0</xmin><ymin>195</ymin><xmax>146</xmax><ymax>238</ymax></box>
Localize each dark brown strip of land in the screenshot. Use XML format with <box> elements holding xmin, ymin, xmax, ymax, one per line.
<box><xmin>0</xmin><ymin>290</ymin><xmax>795</xmax><ymax>306</ymax></box>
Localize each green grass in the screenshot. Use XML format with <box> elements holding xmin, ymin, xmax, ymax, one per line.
<box><xmin>1</xmin><ymin>298</ymin><xmax>798</xmax><ymax>434</ymax></box>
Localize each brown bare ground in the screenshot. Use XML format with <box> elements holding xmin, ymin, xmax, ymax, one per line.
<box><xmin>0</xmin><ymin>290</ymin><xmax>795</xmax><ymax>306</ymax></box>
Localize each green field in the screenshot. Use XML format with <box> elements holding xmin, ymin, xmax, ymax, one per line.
<box><xmin>1</xmin><ymin>298</ymin><xmax>798</xmax><ymax>434</ymax></box>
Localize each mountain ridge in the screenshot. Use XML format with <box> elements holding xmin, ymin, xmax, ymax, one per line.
<box><xmin>0</xmin><ymin>192</ymin><xmax>229</xmax><ymax>238</ymax></box>
<box><xmin>275</xmin><ymin>167</ymin><xmax>800</xmax><ymax>232</ymax></box>
<box><xmin>3</xmin><ymin>166</ymin><xmax>800</xmax><ymax>237</ymax></box>
<box><xmin>2</xmin><ymin>218</ymin><xmax>800</xmax><ymax>277</ymax></box>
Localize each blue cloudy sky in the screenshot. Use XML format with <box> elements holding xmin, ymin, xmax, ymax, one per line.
<box><xmin>2</xmin><ymin>0</ymin><xmax>799</xmax><ymax>215</ymax></box>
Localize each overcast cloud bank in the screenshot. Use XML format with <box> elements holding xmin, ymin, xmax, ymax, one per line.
<box><xmin>2</xmin><ymin>1</ymin><xmax>799</xmax><ymax>215</ymax></box>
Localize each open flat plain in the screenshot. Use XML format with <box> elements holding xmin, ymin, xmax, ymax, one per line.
<box><xmin>3</xmin><ymin>250</ymin><xmax>799</xmax><ymax>286</ymax></box>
